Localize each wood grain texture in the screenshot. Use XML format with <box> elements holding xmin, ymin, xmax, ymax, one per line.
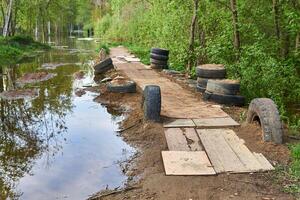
<box><xmin>162</xmin><ymin>151</ymin><xmax>216</xmax><ymax>175</ymax></box>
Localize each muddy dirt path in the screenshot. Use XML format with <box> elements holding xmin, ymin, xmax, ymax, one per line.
<box><xmin>88</xmin><ymin>48</ymin><xmax>295</xmax><ymax>200</ymax></box>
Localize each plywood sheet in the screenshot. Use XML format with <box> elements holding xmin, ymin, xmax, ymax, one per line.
<box><xmin>162</xmin><ymin>151</ymin><xmax>216</xmax><ymax>175</ymax></box>
<box><xmin>164</xmin><ymin>119</ymin><xmax>196</xmax><ymax>128</ymax></box>
<box><xmin>165</xmin><ymin>128</ymin><xmax>203</xmax><ymax>151</ymax></box>
<box><xmin>197</xmin><ymin>129</ymin><xmax>274</xmax><ymax>173</ymax></box>
<box><xmin>165</xmin><ymin>128</ymin><xmax>191</xmax><ymax>151</ymax></box>
<box><xmin>193</xmin><ymin>118</ymin><xmax>240</xmax><ymax>128</ymax></box>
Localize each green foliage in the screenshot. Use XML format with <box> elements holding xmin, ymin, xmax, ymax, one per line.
<box><xmin>290</xmin><ymin>144</ymin><xmax>300</xmax><ymax>178</ymax></box>
<box><xmin>0</xmin><ymin>36</ymin><xmax>49</xmax><ymax>65</ymax></box>
<box><xmin>92</xmin><ymin>0</ymin><xmax>300</xmax><ymax>132</ymax></box>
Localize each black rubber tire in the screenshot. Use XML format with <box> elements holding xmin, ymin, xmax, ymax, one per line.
<box><xmin>197</xmin><ymin>78</ymin><xmax>209</xmax><ymax>88</ymax></box>
<box><xmin>206</xmin><ymin>79</ymin><xmax>240</xmax><ymax>95</ymax></box>
<box><xmin>151</xmin><ymin>63</ymin><xmax>168</xmax><ymax>69</ymax></box>
<box><xmin>246</xmin><ymin>98</ymin><xmax>283</xmax><ymax>144</ymax></box>
<box><xmin>107</xmin><ymin>81</ymin><xmax>136</xmax><ymax>93</ymax></box>
<box><xmin>150</xmin><ymin>53</ymin><xmax>169</xmax><ymax>61</ymax></box>
<box><xmin>196</xmin><ymin>85</ymin><xmax>206</xmax><ymax>93</ymax></box>
<box><xmin>196</xmin><ymin>64</ymin><xmax>226</xmax><ymax>78</ymax></box>
<box><xmin>143</xmin><ymin>85</ymin><xmax>161</xmax><ymax>122</ymax></box>
<box><xmin>94</xmin><ymin>58</ymin><xmax>114</xmax><ymax>74</ymax></box>
<box><xmin>203</xmin><ymin>91</ymin><xmax>245</xmax><ymax>106</ymax></box>
<box><xmin>150</xmin><ymin>58</ymin><xmax>168</xmax><ymax>65</ymax></box>
<box><xmin>151</xmin><ymin>48</ymin><xmax>169</xmax><ymax>56</ymax></box>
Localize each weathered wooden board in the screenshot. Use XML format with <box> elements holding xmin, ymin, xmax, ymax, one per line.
<box><xmin>197</xmin><ymin>129</ymin><xmax>274</xmax><ymax>173</ymax></box>
<box><xmin>165</xmin><ymin>128</ymin><xmax>203</xmax><ymax>151</ymax></box>
<box><xmin>193</xmin><ymin>117</ymin><xmax>239</xmax><ymax>128</ymax></box>
<box><xmin>183</xmin><ymin>128</ymin><xmax>203</xmax><ymax>151</ymax></box>
<box><xmin>162</xmin><ymin>151</ymin><xmax>216</xmax><ymax>175</ymax></box>
<box><xmin>164</xmin><ymin>119</ymin><xmax>196</xmax><ymax>128</ymax></box>
<box><xmin>165</xmin><ymin>128</ymin><xmax>191</xmax><ymax>151</ymax></box>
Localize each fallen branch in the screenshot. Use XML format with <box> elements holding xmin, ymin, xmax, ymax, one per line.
<box><xmin>88</xmin><ymin>186</ymin><xmax>140</xmax><ymax>200</ymax></box>
<box><xmin>117</xmin><ymin>119</ymin><xmax>142</xmax><ymax>133</ymax></box>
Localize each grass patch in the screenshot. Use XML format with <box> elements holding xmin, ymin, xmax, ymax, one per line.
<box><xmin>0</xmin><ymin>35</ymin><xmax>50</xmax><ymax>65</ymax></box>
<box><xmin>273</xmin><ymin>144</ymin><xmax>300</xmax><ymax>197</ymax></box>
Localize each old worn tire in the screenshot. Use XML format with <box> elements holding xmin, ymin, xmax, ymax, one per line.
<box><xmin>143</xmin><ymin>85</ymin><xmax>161</xmax><ymax>122</ymax></box>
<box><xmin>246</xmin><ymin>98</ymin><xmax>283</xmax><ymax>144</ymax></box>
<box><xmin>151</xmin><ymin>63</ymin><xmax>168</xmax><ymax>69</ymax></box>
<box><xmin>196</xmin><ymin>85</ymin><xmax>206</xmax><ymax>93</ymax></box>
<box><xmin>196</xmin><ymin>64</ymin><xmax>226</xmax><ymax>78</ymax></box>
<box><xmin>197</xmin><ymin>78</ymin><xmax>209</xmax><ymax>88</ymax></box>
<box><xmin>150</xmin><ymin>58</ymin><xmax>168</xmax><ymax>65</ymax></box>
<box><xmin>107</xmin><ymin>81</ymin><xmax>136</xmax><ymax>93</ymax></box>
<box><xmin>94</xmin><ymin>58</ymin><xmax>114</xmax><ymax>74</ymax></box>
<box><xmin>206</xmin><ymin>79</ymin><xmax>240</xmax><ymax>95</ymax></box>
<box><xmin>203</xmin><ymin>91</ymin><xmax>245</xmax><ymax>106</ymax></box>
<box><xmin>151</xmin><ymin>48</ymin><xmax>169</xmax><ymax>56</ymax></box>
<box><xmin>150</xmin><ymin>53</ymin><xmax>169</xmax><ymax>61</ymax></box>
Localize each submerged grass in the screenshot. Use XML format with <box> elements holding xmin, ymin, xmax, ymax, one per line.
<box><xmin>0</xmin><ymin>35</ymin><xmax>50</xmax><ymax>65</ymax></box>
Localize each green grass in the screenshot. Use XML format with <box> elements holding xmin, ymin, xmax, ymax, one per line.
<box><xmin>0</xmin><ymin>35</ymin><xmax>50</xmax><ymax>65</ymax></box>
<box><xmin>273</xmin><ymin>143</ymin><xmax>300</xmax><ymax>197</ymax></box>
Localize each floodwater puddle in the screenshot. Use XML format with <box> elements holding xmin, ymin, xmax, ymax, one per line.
<box><xmin>0</xmin><ymin>39</ymin><xmax>134</xmax><ymax>200</ymax></box>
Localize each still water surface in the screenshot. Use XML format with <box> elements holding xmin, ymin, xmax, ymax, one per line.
<box><xmin>0</xmin><ymin>39</ymin><xmax>134</xmax><ymax>199</ymax></box>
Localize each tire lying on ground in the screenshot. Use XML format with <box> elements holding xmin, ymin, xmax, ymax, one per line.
<box><xmin>151</xmin><ymin>48</ymin><xmax>169</xmax><ymax>56</ymax></box>
<box><xmin>94</xmin><ymin>58</ymin><xmax>114</xmax><ymax>74</ymax></box>
<box><xmin>197</xmin><ymin>78</ymin><xmax>209</xmax><ymax>88</ymax></box>
<box><xmin>196</xmin><ymin>85</ymin><xmax>206</xmax><ymax>93</ymax></box>
<box><xmin>151</xmin><ymin>63</ymin><xmax>168</xmax><ymax>69</ymax></box>
<box><xmin>150</xmin><ymin>58</ymin><xmax>168</xmax><ymax>65</ymax></box>
<box><xmin>203</xmin><ymin>91</ymin><xmax>245</xmax><ymax>106</ymax></box>
<box><xmin>196</xmin><ymin>64</ymin><xmax>226</xmax><ymax>78</ymax></box>
<box><xmin>150</xmin><ymin>53</ymin><xmax>169</xmax><ymax>61</ymax></box>
<box><xmin>246</xmin><ymin>98</ymin><xmax>283</xmax><ymax>144</ymax></box>
<box><xmin>206</xmin><ymin>79</ymin><xmax>240</xmax><ymax>95</ymax></box>
<box><xmin>143</xmin><ymin>85</ymin><xmax>161</xmax><ymax>122</ymax></box>
<box><xmin>107</xmin><ymin>80</ymin><xmax>137</xmax><ymax>93</ymax></box>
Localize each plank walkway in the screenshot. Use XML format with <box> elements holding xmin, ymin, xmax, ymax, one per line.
<box><xmin>109</xmin><ymin>47</ymin><xmax>274</xmax><ymax>176</ymax></box>
<box><xmin>111</xmin><ymin>47</ymin><xmax>231</xmax><ymax>120</ymax></box>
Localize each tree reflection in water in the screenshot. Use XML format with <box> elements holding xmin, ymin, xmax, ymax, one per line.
<box><xmin>0</xmin><ymin>57</ymin><xmax>77</xmax><ymax>199</ymax></box>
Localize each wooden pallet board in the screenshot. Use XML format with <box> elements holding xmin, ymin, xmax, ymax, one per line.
<box><xmin>165</xmin><ymin>128</ymin><xmax>203</xmax><ymax>151</ymax></box>
<box><xmin>162</xmin><ymin>151</ymin><xmax>216</xmax><ymax>175</ymax></box>
<box><xmin>192</xmin><ymin>117</ymin><xmax>240</xmax><ymax>128</ymax></box>
<box><xmin>164</xmin><ymin>119</ymin><xmax>196</xmax><ymax>128</ymax></box>
<box><xmin>197</xmin><ymin>129</ymin><xmax>274</xmax><ymax>173</ymax></box>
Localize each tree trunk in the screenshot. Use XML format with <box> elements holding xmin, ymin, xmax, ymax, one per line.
<box><xmin>296</xmin><ymin>32</ymin><xmax>300</xmax><ymax>52</ymax></box>
<box><xmin>230</xmin><ymin>0</ymin><xmax>240</xmax><ymax>58</ymax></box>
<box><xmin>187</xmin><ymin>0</ymin><xmax>199</xmax><ymax>73</ymax></box>
<box><xmin>272</xmin><ymin>0</ymin><xmax>280</xmax><ymax>40</ymax></box>
<box><xmin>3</xmin><ymin>0</ymin><xmax>13</xmax><ymax>37</ymax></box>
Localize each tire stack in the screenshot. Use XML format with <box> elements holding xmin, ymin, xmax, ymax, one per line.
<box><xmin>150</xmin><ymin>48</ymin><xmax>169</xmax><ymax>69</ymax></box>
<box><xmin>196</xmin><ymin>64</ymin><xmax>226</xmax><ymax>93</ymax></box>
<box><xmin>196</xmin><ymin>64</ymin><xmax>245</xmax><ymax>106</ymax></box>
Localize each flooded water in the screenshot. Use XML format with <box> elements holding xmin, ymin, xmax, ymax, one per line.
<box><xmin>0</xmin><ymin>39</ymin><xmax>134</xmax><ymax>199</ymax></box>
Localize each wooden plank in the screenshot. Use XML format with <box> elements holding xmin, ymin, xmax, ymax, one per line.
<box><xmin>182</xmin><ymin>128</ymin><xmax>203</xmax><ymax>151</ymax></box>
<box><xmin>164</xmin><ymin>119</ymin><xmax>196</xmax><ymax>128</ymax></box>
<box><xmin>253</xmin><ymin>153</ymin><xmax>275</xmax><ymax>171</ymax></box>
<box><xmin>164</xmin><ymin>128</ymin><xmax>190</xmax><ymax>151</ymax></box>
<box><xmin>193</xmin><ymin>118</ymin><xmax>239</xmax><ymax>128</ymax></box>
<box><xmin>161</xmin><ymin>151</ymin><xmax>216</xmax><ymax>175</ymax></box>
<box><xmin>222</xmin><ymin>130</ymin><xmax>263</xmax><ymax>172</ymax></box>
<box><xmin>197</xmin><ymin>129</ymin><xmax>247</xmax><ymax>173</ymax></box>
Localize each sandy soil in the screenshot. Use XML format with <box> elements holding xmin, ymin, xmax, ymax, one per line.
<box><xmin>88</xmin><ymin>68</ymin><xmax>295</xmax><ymax>200</ymax></box>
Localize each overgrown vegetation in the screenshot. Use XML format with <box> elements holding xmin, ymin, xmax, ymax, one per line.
<box><xmin>92</xmin><ymin>0</ymin><xmax>300</xmax><ymax>132</ymax></box>
<box><xmin>273</xmin><ymin>143</ymin><xmax>300</xmax><ymax>196</ymax></box>
<box><xmin>0</xmin><ymin>36</ymin><xmax>49</xmax><ymax>65</ymax></box>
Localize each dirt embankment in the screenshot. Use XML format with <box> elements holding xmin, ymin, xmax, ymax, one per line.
<box><xmin>89</xmin><ymin>69</ymin><xmax>294</xmax><ymax>200</ymax></box>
